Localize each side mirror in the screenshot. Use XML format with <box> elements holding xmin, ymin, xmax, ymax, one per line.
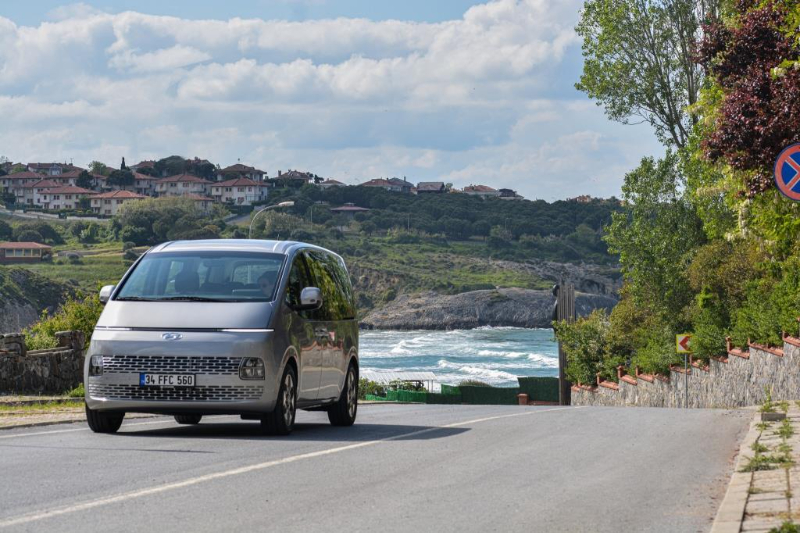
<box><xmin>295</xmin><ymin>287</ymin><xmax>323</xmax><ymax>311</ymax></box>
<box><xmin>99</xmin><ymin>285</ymin><xmax>115</xmax><ymax>304</ymax></box>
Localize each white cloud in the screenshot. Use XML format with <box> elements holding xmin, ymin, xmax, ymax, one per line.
<box><xmin>0</xmin><ymin>0</ymin><xmax>659</xmax><ymax>199</ymax></box>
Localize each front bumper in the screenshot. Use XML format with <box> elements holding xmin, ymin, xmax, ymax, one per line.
<box><xmin>84</xmin><ymin>329</ymin><xmax>279</xmax><ymax>414</ymax></box>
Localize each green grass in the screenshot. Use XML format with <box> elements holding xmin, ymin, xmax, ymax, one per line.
<box><xmin>15</xmin><ymin>255</ymin><xmax>128</xmax><ymax>294</ymax></box>
<box><xmin>0</xmin><ymin>400</ymin><xmax>84</xmax><ymax>413</ymax></box>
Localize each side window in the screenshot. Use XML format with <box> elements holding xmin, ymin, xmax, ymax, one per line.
<box><xmin>306</xmin><ymin>251</ymin><xmax>356</xmax><ymax>321</ymax></box>
<box><xmin>284</xmin><ymin>253</ymin><xmax>313</xmax><ymax>310</ymax></box>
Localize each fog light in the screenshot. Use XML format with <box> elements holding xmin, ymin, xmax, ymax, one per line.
<box><xmin>89</xmin><ymin>355</ymin><xmax>104</xmax><ymax>376</ymax></box>
<box><xmin>240</xmin><ymin>358</ymin><xmax>265</xmax><ymax>380</ymax></box>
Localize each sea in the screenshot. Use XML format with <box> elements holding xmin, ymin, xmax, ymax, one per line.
<box><xmin>359</xmin><ymin>327</ymin><xmax>558</xmax><ymax>388</ymax></box>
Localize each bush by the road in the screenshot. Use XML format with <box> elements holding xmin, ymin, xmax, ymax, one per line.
<box><xmin>25</xmin><ymin>294</ymin><xmax>103</xmax><ymax>350</ymax></box>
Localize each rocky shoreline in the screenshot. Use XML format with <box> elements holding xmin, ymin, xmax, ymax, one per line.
<box><xmin>360</xmin><ymin>287</ymin><xmax>617</xmax><ymax>330</ymax></box>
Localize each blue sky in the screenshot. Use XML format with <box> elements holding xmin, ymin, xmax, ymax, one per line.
<box><xmin>0</xmin><ymin>1</ymin><xmax>662</xmax><ymax>200</ymax></box>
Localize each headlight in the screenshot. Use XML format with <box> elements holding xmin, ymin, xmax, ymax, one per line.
<box><xmin>89</xmin><ymin>355</ymin><xmax>104</xmax><ymax>376</ymax></box>
<box><xmin>239</xmin><ymin>358</ymin><xmax>265</xmax><ymax>380</ymax></box>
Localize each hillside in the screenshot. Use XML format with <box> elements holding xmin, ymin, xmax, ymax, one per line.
<box><xmin>0</xmin><ymin>267</ymin><xmax>73</xmax><ymax>331</ymax></box>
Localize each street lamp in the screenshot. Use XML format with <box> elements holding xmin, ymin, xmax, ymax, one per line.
<box><xmin>249</xmin><ymin>201</ymin><xmax>295</xmax><ymax>239</ymax></box>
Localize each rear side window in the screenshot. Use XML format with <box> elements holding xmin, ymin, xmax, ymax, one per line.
<box><xmin>306</xmin><ymin>251</ymin><xmax>356</xmax><ymax>321</ymax></box>
<box><xmin>284</xmin><ymin>253</ymin><xmax>314</xmax><ymax>311</ymax></box>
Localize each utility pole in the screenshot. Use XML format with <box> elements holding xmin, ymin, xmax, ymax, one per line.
<box><xmin>554</xmin><ymin>282</ymin><xmax>576</xmax><ymax>406</ymax></box>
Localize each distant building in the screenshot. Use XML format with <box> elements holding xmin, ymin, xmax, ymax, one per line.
<box><xmin>216</xmin><ymin>164</ymin><xmax>267</xmax><ymax>183</ymax></box>
<box><xmin>184</xmin><ymin>193</ymin><xmax>214</xmax><ymax>214</ymax></box>
<box><xmin>359</xmin><ymin>178</ymin><xmax>412</xmax><ymax>192</ymax></box>
<box><xmin>1</xmin><ymin>171</ymin><xmax>45</xmax><ymax>191</ymax></box>
<box><xmin>90</xmin><ymin>190</ymin><xmax>146</xmax><ymax>216</ymax></box>
<box><xmin>0</xmin><ymin>242</ymin><xmax>52</xmax><ymax>263</ymax></box>
<box><xmin>567</xmin><ymin>195</ymin><xmax>594</xmax><ymax>203</ymax></box>
<box><xmin>210</xmin><ymin>177</ymin><xmax>268</xmax><ymax>206</ymax></box>
<box><xmin>498</xmin><ymin>188</ymin><xmax>523</xmax><ymax>201</ymax></box>
<box><xmin>462</xmin><ymin>185</ymin><xmax>500</xmax><ymax>198</ymax></box>
<box><xmin>330</xmin><ymin>203</ymin><xmax>370</xmax><ymax>219</ymax></box>
<box><xmin>132</xmin><ymin>172</ymin><xmax>158</xmax><ymax>196</ymax></box>
<box><xmin>275</xmin><ymin>170</ymin><xmax>316</xmax><ymax>184</ymax></box>
<box><xmin>16</xmin><ymin>179</ymin><xmax>60</xmax><ymax>206</ymax></box>
<box><xmin>38</xmin><ymin>186</ymin><xmax>96</xmax><ymax>210</ymax></box>
<box><xmin>26</xmin><ymin>163</ymin><xmax>66</xmax><ymax>176</ymax></box>
<box><xmin>319</xmin><ymin>179</ymin><xmax>345</xmax><ymax>190</ymax></box>
<box><xmin>155</xmin><ymin>174</ymin><xmax>212</xmax><ymax>197</ymax></box>
<box><xmin>129</xmin><ymin>160</ymin><xmax>156</xmax><ymax>172</ymax></box>
<box><xmin>416</xmin><ymin>181</ymin><xmax>446</xmax><ymax>194</ymax></box>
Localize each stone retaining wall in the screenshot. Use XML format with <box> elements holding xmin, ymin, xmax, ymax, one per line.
<box><xmin>572</xmin><ymin>336</ymin><xmax>800</xmax><ymax>408</ymax></box>
<box><xmin>0</xmin><ymin>331</ymin><xmax>85</xmax><ymax>394</ymax></box>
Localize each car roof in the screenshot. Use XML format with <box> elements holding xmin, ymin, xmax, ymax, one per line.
<box><xmin>148</xmin><ymin>239</ymin><xmax>335</xmax><ymax>257</ymax></box>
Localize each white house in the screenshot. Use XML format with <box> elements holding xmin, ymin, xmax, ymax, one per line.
<box><xmin>90</xmin><ymin>190</ymin><xmax>146</xmax><ymax>216</ymax></box>
<box><xmin>154</xmin><ymin>174</ymin><xmax>212</xmax><ymax>197</ymax></box>
<box><xmin>210</xmin><ymin>177</ymin><xmax>268</xmax><ymax>206</ymax></box>
<box><xmin>39</xmin><ymin>186</ymin><xmax>96</xmax><ymax>210</ymax></box>
<box><xmin>16</xmin><ymin>179</ymin><xmax>60</xmax><ymax>206</ymax></box>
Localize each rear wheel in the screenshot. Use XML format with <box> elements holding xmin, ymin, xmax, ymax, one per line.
<box><xmin>261</xmin><ymin>366</ymin><xmax>297</xmax><ymax>436</ymax></box>
<box><xmin>174</xmin><ymin>414</ymin><xmax>202</xmax><ymax>425</ymax></box>
<box><xmin>85</xmin><ymin>404</ymin><xmax>124</xmax><ymax>434</ymax></box>
<box><xmin>328</xmin><ymin>364</ymin><xmax>358</xmax><ymax>427</ymax></box>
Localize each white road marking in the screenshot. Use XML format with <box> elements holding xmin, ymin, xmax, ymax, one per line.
<box><xmin>0</xmin><ymin>406</ymin><xmax>578</xmax><ymax>528</ymax></box>
<box><xmin>0</xmin><ymin>416</ymin><xmax>235</xmax><ymax>440</ymax></box>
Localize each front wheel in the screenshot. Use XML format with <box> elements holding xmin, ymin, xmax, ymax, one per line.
<box><xmin>175</xmin><ymin>414</ymin><xmax>202</xmax><ymax>425</ymax></box>
<box><xmin>328</xmin><ymin>364</ymin><xmax>358</xmax><ymax>427</ymax></box>
<box><xmin>261</xmin><ymin>366</ymin><xmax>297</xmax><ymax>436</ymax></box>
<box><xmin>85</xmin><ymin>404</ymin><xmax>124</xmax><ymax>434</ymax></box>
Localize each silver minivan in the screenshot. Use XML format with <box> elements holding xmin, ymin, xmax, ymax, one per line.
<box><xmin>84</xmin><ymin>239</ymin><xmax>359</xmax><ymax>435</ymax></box>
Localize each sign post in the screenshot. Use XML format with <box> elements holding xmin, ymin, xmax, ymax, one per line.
<box><xmin>676</xmin><ymin>334</ymin><xmax>693</xmax><ymax>409</ymax></box>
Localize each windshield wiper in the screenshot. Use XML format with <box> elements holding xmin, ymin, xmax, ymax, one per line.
<box><xmin>158</xmin><ymin>296</ymin><xmax>227</xmax><ymax>302</ymax></box>
<box><xmin>115</xmin><ymin>296</ymin><xmax>157</xmax><ymax>301</ymax></box>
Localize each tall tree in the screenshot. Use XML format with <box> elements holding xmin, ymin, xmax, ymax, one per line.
<box><xmin>576</xmin><ymin>0</ymin><xmax>719</xmax><ymax>148</ymax></box>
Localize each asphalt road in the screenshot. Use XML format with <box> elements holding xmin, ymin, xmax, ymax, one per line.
<box><xmin>0</xmin><ymin>404</ymin><xmax>749</xmax><ymax>533</ymax></box>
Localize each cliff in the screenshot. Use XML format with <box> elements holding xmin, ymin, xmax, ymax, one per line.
<box><xmin>0</xmin><ymin>267</ymin><xmax>71</xmax><ymax>332</ymax></box>
<box><xmin>360</xmin><ymin>288</ymin><xmax>618</xmax><ymax>330</ymax></box>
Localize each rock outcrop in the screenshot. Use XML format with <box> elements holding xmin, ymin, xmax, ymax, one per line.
<box><xmin>0</xmin><ymin>268</ymin><xmax>71</xmax><ymax>332</ymax></box>
<box><xmin>361</xmin><ymin>288</ymin><xmax>617</xmax><ymax>330</ymax></box>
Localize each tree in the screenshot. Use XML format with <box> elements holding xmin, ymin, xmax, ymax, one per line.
<box><xmin>0</xmin><ymin>219</ymin><xmax>11</xmax><ymax>240</ymax></box>
<box><xmin>120</xmin><ymin>157</ymin><xmax>126</xmax><ymax>170</ymax></box>
<box><xmin>88</xmin><ymin>161</ymin><xmax>109</xmax><ymax>176</ymax></box>
<box><xmin>76</xmin><ymin>170</ymin><xmax>93</xmax><ymax>190</ymax></box>
<box><xmin>107</xmin><ymin>169</ymin><xmax>134</xmax><ymax>188</ymax></box>
<box><xmin>604</xmin><ymin>152</ymin><xmax>705</xmax><ymax>320</ymax></box>
<box><xmin>576</xmin><ymin>0</ymin><xmax>719</xmax><ymax>148</ymax></box>
<box><xmin>155</xmin><ymin>156</ymin><xmax>186</xmax><ymax>177</ymax></box>
<box><xmin>16</xmin><ymin>230</ymin><xmax>43</xmax><ymax>243</ymax></box>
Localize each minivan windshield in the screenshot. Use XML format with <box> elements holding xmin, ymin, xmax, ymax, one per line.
<box><xmin>115</xmin><ymin>251</ymin><xmax>285</xmax><ymax>302</ymax></box>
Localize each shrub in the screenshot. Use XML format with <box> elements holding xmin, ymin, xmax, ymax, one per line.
<box><xmin>15</xmin><ymin>229</ymin><xmax>43</xmax><ymax>243</ymax></box>
<box><xmin>24</xmin><ymin>295</ymin><xmax>104</xmax><ymax>350</ymax></box>
<box><xmin>458</xmin><ymin>380</ymin><xmax>492</xmax><ymax>387</ymax></box>
<box><xmin>122</xmin><ymin>241</ymin><xmax>136</xmax><ymax>251</ymax></box>
<box><xmin>630</xmin><ymin>324</ymin><xmax>680</xmax><ymax>376</ymax></box>
<box><xmin>554</xmin><ymin>309</ymin><xmax>611</xmax><ymax>385</ymax></box>
<box><xmin>358</xmin><ymin>378</ymin><xmax>385</xmax><ymax>400</ymax></box>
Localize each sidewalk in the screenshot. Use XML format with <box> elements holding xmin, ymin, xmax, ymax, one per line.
<box><xmin>713</xmin><ymin>404</ymin><xmax>800</xmax><ymax>532</ymax></box>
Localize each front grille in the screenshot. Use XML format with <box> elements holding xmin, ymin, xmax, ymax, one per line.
<box><xmin>102</xmin><ymin>355</ymin><xmax>242</xmax><ymax>375</ymax></box>
<box><xmin>88</xmin><ymin>383</ymin><xmax>264</xmax><ymax>402</ymax></box>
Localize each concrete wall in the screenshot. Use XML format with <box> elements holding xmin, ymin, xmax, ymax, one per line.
<box><xmin>572</xmin><ymin>337</ymin><xmax>800</xmax><ymax>408</ymax></box>
<box><xmin>0</xmin><ymin>331</ymin><xmax>84</xmax><ymax>394</ymax></box>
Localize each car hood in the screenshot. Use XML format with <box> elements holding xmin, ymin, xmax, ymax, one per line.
<box><xmin>96</xmin><ymin>301</ymin><xmax>276</xmax><ymax>330</ymax></box>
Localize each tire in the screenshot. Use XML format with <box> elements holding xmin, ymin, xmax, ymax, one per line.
<box><xmin>328</xmin><ymin>364</ymin><xmax>358</xmax><ymax>427</ymax></box>
<box><xmin>261</xmin><ymin>366</ymin><xmax>297</xmax><ymax>436</ymax></box>
<box><xmin>174</xmin><ymin>414</ymin><xmax>202</xmax><ymax>425</ymax></box>
<box><xmin>85</xmin><ymin>404</ymin><xmax>124</xmax><ymax>434</ymax></box>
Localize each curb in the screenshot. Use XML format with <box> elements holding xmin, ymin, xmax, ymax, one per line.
<box><xmin>710</xmin><ymin>412</ymin><xmax>760</xmax><ymax>533</ymax></box>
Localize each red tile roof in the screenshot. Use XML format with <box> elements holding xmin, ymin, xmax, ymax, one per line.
<box><xmin>21</xmin><ymin>179</ymin><xmax>60</xmax><ymax>189</ymax></box>
<box><xmin>463</xmin><ymin>185</ymin><xmax>497</xmax><ymax>193</ymax></box>
<box><xmin>41</xmin><ymin>186</ymin><xmax>96</xmax><ymax>195</ymax></box>
<box><xmin>158</xmin><ymin>173</ymin><xmax>212</xmax><ymax>184</ymax></box>
<box><xmin>322</xmin><ymin>179</ymin><xmax>344</xmax><ymax>185</ymax></box>
<box><xmin>90</xmin><ymin>190</ymin><xmax>146</xmax><ymax>199</ymax></box>
<box><xmin>0</xmin><ymin>241</ymin><xmax>52</xmax><ymax>250</ymax></box>
<box><xmin>359</xmin><ymin>179</ymin><xmax>393</xmax><ymax>187</ymax></box>
<box><xmin>213</xmin><ymin>177</ymin><xmax>263</xmax><ymax>188</ymax></box>
<box><xmin>132</xmin><ymin>172</ymin><xmax>157</xmax><ymax>181</ymax></box>
<box><xmin>220</xmin><ymin>164</ymin><xmax>265</xmax><ymax>174</ymax></box>
<box><xmin>4</xmin><ymin>171</ymin><xmax>44</xmax><ymax>180</ymax></box>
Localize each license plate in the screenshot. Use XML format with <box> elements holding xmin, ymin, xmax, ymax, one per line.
<box><xmin>139</xmin><ymin>374</ymin><xmax>195</xmax><ymax>387</ymax></box>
